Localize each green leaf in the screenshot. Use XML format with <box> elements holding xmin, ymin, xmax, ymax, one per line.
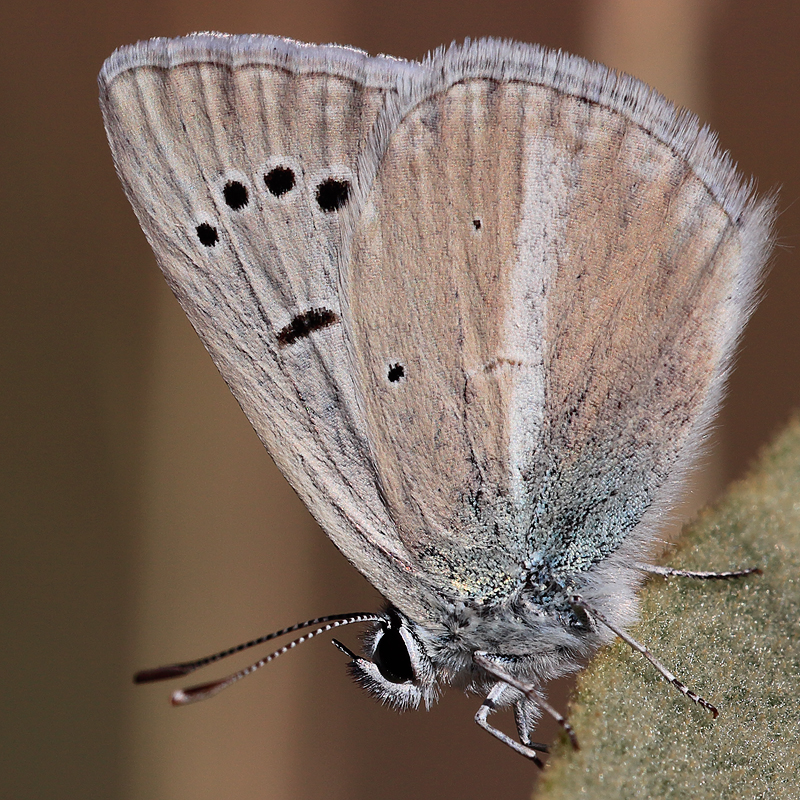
<box><xmin>538</xmin><ymin>415</ymin><xmax>800</xmax><ymax>800</ymax></box>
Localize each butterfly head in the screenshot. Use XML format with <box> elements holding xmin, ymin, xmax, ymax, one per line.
<box><xmin>334</xmin><ymin>606</ymin><xmax>440</xmax><ymax>711</ymax></box>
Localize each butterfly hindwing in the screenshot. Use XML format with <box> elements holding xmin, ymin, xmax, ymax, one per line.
<box><xmin>345</xmin><ymin>40</ymin><xmax>774</xmax><ymax>604</ymax></box>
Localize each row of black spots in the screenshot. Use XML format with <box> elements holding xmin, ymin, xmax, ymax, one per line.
<box><xmin>194</xmin><ymin>171</ymin><xmax>352</xmax><ymax>248</ymax></box>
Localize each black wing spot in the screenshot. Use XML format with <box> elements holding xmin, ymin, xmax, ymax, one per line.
<box><xmin>316</xmin><ymin>178</ymin><xmax>351</xmax><ymax>212</ymax></box>
<box><xmin>387</xmin><ymin>363</ymin><xmax>405</xmax><ymax>383</ymax></box>
<box><xmin>277</xmin><ymin>308</ymin><xmax>340</xmax><ymax>346</ymax></box>
<box><xmin>472</xmin><ymin>218</ymin><xmax>482</xmax><ymax>230</ymax></box>
<box><xmin>223</xmin><ymin>180</ymin><xmax>249</xmax><ymax>210</ymax></box>
<box><xmin>196</xmin><ymin>223</ymin><xmax>218</xmax><ymax>247</ymax></box>
<box><xmin>265</xmin><ymin>167</ymin><xmax>295</xmax><ymax>197</ymax></box>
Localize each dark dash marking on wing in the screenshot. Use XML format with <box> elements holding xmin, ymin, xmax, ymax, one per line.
<box><xmin>483</xmin><ymin>357</ymin><xmax>524</xmax><ymax>373</ymax></box>
<box><xmin>277</xmin><ymin>308</ymin><xmax>340</xmax><ymax>346</ymax></box>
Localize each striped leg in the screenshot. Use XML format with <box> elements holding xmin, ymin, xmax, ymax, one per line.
<box><xmin>638</xmin><ymin>563</ymin><xmax>761</xmax><ymax>580</ymax></box>
<box><xmin>570</xmin><ymin>595</ymin><xmax>719</xmax><ymax>718</ymax></box>
<box><xmin>474</xmin><ymin>682</ymin><xmax>547</xmax><ymax>766</ymax></box>
<box><xmin>473</xmin><ymin>651</ymin><xmax>579</xmax><ymax>761</ymax></box>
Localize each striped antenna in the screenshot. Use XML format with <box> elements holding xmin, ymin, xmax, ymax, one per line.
<box><xmin>133</xmin><ymin>612</ymin><xmax>385</xmax><ymax>702</ymax></box>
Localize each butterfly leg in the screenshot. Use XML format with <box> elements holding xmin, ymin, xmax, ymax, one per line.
<box><xmin>571</xmin><ymin>594</ymin><xmax>719</xmax><ymax>717</ymax></box>
<box><xmin>637</xmin><ymin>563</ymin><xmax>762</xmax><ymax>580</ymax></box>
<box><xmin>513</xmin><ymin>694</ymin><xmax>549</xmax><ymax>750</ymax></box>
<box><xmin>473</xmin><ymin>651</ymin><xmax>579</xmax><ymax>757</ymax></box>
<box><xmin>474</xmin><ymin>682</ymin><xmax>546</xmax><ymax>766</ymax></box>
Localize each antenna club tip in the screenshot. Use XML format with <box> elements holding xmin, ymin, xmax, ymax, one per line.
<box><xmin>134</xmin><ymin>665</ymin><xmax>193</xmax><ymax>683</ymax></box>
<box><xmin>170</xmin><ymin>690</ymin><xmax>191</xmax><ymax>706</ymax></box>
<box><xmin>170</xmin><ymin>678</ymin><xmax>230</xmax><ymax>705</ymax></box>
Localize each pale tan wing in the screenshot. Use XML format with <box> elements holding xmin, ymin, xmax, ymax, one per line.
<box><xmin>345</xmin><ymin>40</ymin><xmax>774</xmax><ymax>605</ymax></box>
<box><xmin>99</xmin><ymin>35</ymin><xmax>435</xmax><ymax>614</ymax></box>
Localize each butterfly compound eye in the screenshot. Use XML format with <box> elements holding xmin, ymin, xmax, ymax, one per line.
<box><xmin>373</xmin><ymin>626</ymin><xmax>415</xmax><ymax>684</ymax></box>
<box><xmin>342</xmin><ymin>609</ymin><xmax>437</xmax><ymax>711</ymax></box>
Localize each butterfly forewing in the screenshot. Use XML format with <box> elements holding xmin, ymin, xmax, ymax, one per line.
<box><xmin>99</xmin><ymin>36</ymin><xmax>437</xmax><ymax>615</ymax></box>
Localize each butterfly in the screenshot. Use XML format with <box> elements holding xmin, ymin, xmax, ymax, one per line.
<box><xmin>99</xmin><ymin>33</ymin><xmax>773</xmax><ymax>763</ymax></box>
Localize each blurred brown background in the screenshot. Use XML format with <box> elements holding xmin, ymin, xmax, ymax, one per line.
<box><xmin>2</xmin><ymin>1</ymin><xmax>798</xmax><ymax>798</ymax></box>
